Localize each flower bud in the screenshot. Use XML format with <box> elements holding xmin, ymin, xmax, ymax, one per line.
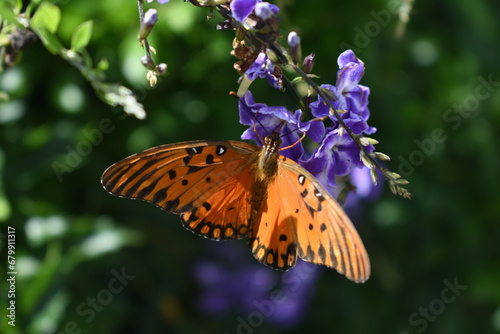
<box><xmin>370</xmin><ymin>169</ymin><xmax>378</xmax><ymax>186</ymax></box>
<box><xmin>255</xmin><ymin>2</ymin><xmax>273</xmax><ymax>20</ymax></box>
<box><xmin>156</xmin><ymin>62</ymin><xmax>168</xmax><ymax>75</ymax></box>
<box><xmin>302</xmin><ymin>53</ymin><xmax>315</xmax><ymax>74</ymax></box>
<box><xmin>370</xmin><ymin>151</ymin><xmax>391</xmax><ymax>161</ymax></box>
<box><xmin>255</xmin><ymin>2</ymin><xmax>280</xmax><ymax>37</ymax></box>
<box><xmin>141</xmin><ymin>55</ymin><xmax>156</xmax><ymax>70</ymax></box>
<box><xmin>138</xmin><ymin>9</ymin><xmax>158</xmax><ymax>41</ymax></box>
<box><xmin>147</xmin><ymin>71</ymin><xmax>157</xmax><ymax>87</ymax></box>
<box><xmin>287</xmin><ymin>31</ymin><xmax>301</xmax><ymax>65</ymax></box>
<box><xmin>359</xmin><ymin>136</ymin><xmax>379</xmax><ymax>146</ymax></box>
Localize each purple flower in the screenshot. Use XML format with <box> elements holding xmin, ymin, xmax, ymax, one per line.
<box><xmin>349</xmin><ymin>165</ymin><xmax>383</xmax><ymax>200</ymax></box>
<box><xmin>341</xmin><ymin>167</ymin><xmax>383</xmax><ymax>222</ymax></box>
<box><xmin>192</xmin><ymin>243</ymin><xmax>277</xmax><ymax>317</ymax></box>
<box><xmin>245</xmin><ymin>52</ymin><xmax>281</xmax><ymax>89</ymax></box>
<box><xmin>301</xmin><ymin>50</ymin><xmax>376</xmax><ymax>188</ymax></box>
<box><xmin>138</xmin><ymin>9</ymin><xmax>158</xmax><ymax>40</ymax></box>
<box><xmin>146</xmin><ymin>0</ymin><xmax>169</xmax><ymax>4</ymax></box>
<box><xmin>239</xmin><ymin>50</ymin><xmax>376</xmax><ymax>193</ymax></box>
<box><xmin>238</xmin><ymin>91</ymin><xmax>324</xmax><ymax>161</ymax></box>
<box><xmin>230</xmin><ymin>0</ymin><xmax>279</xmax><ymax>22</ymax></box>
<box><xmin>310</xmin><ymin>50</ymin><xmax>371</xmax><ymax>120</ymax></box>
<box><xmin>191</xmin><ymin>242</ymin><xmax>319</xmax><ymax>328</ymax></box>
<box><xmin>300</xmin><ymin>129</ymin><xmax>358</xmax><ymax>189</ymax></box>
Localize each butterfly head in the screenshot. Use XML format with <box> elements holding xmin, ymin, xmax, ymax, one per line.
<box><xmin>264</xmin><ymin>132</ymin><xmax>282</xmax><ymax>156</ymax></box>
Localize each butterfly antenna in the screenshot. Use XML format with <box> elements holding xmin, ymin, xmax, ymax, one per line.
<box><xmin>230</xmin><ymin>91</ymin><xmax>269</xmax><ymax>145</ymax></box>
<box><xmin>279</xmin><ymin>116</ymin><xmax>326</xmax><ymax>152</ymax></box>
<box><xmin>278</xmin><ymin>131</ymin><xmax>307</xmax><ymax>151</ymax></box>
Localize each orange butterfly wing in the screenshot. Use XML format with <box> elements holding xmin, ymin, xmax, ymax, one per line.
<box><xmin>247</xmin><ymin>196</ymin><xmax>298</xmax><ymax>270</ymax></box>
<box><xmin>246</xmin><ymin>154</ymin><xmax>370</xmax><ymax>282</ymax></box>
<box><xmin>275</xmin><ymin>156</ymin><xmax>370</xmax><ymax>283</ymax></box>
<box><xmin>102</xmin><ymin>138</ymin><xmax>370</xmax><ymax>282</ymax></box>
<box><xmin>101</xmin><ymin>140</ymin><xmax>259</xmax><ymax>240</ymax></box>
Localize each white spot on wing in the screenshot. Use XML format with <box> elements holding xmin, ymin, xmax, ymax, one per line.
<box><xmin>217</xmin><ymin>146</ymin><xmax>226</xmax><ymax>155</ymax></box>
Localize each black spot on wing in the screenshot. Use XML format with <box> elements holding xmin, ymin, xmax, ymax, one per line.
<box><xmin>164</xmin><ymin>198</ymin><xmax>180</xmax><ymax>212</ymax></box>
<box><xmin>320</xmin><ymin>223</ymin><xmax>327</xmax><ymax>232</ymax></box>
<box><xmin>216</xmin><ymin>145</ymin><xmax>226</xmax><ymax>156</ymax></box>
<box><xmin>153</xmin><ymin>187</ymin><xmax>168</xmax><ymax>204</ymax></box>
<box><xmin>318</xmin><ymin>243</ymin><xmax>326</xmax><ymax>263</ymax></box>
<box><xmin>279</xmin><ymin>234</ymin><xmax>287</xmax><ymax>241</ymax></box>
<box><xmin>186</xmin><ymin>146</ymin><xmax>203</xmax><ymax>155</ymax></box>
<box><xmin>202</xmin><ymin>202</ymin><xmax>211</xmax><ymax>211</ymax></box>
<box><xmin>168</xmin><ymin>170</ymin><xmax>176</xmax><ymax>180</ymax></box>
<box><xmin>179</xmin><ymin>204</ymin><xmax>195</xmax><ymax>213</ymax></box>
<box><xmin>314</xmin><ymin>187</ymin><xmax>325</xmax><ymax>202</ymax></box>
<box><xmin>306</xmin><ymin>245</ymin><xmax>316</xmax><ymax>261</ymax></box>
<box><xmin>206</xmin><ymin>154</ymin><xmax>214</xmax><ymax>164</ymax></box>
<box><xmin>182</xmin><ymin>179</ymin><xmax>188</xmax><ymax>186</ymax></box>
<box><xmin>187</xmin><ymin>165</ymin><xmax>204</xmax><ymax>174</ymax></box>
<box><xmin>281</xmin><ymin>242</ymin><xmax>296</xmax><ymax>268</ymax></box>
<box><xmin>300</xmin><ymin>189</ymin><xmax>308</xmax><ymax>198</ymax></box>
<box><xmin>308</xmin><ymin>224</ymin><xmax>314</xmax><ymax>231</ymax></box>
<box><xmin>305</xmin><ymin>202</ymin><xmax>316</xmax><ymax>218</ymax></box>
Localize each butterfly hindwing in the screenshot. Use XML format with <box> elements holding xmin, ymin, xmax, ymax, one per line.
<box><xmin>275</xmin><ymin>157</ymin><xmax>371</xmax><ymax>283</ymax></box>
<box><xmin>101</xmin><ymin>140</ymin><xmax>259</xmax><ymax>240</ymax></box>
<box><xmin>247</xmin><ymin>188</ymin><xmax>298</xmax><ymax>270</ymax></box>
<box><xmin>180</xmin><ymin>167</ymin><xmax>255</xmax><ymax>240</ymax></box>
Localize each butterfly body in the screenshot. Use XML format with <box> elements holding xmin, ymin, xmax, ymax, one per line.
<box><xmin>249</xmin><ymin>134</ymin><xmax>281</xmax><ymax>217</ymax></box>
<box><xmin>101</xmin><ymin>133</ymin><xmax>370</xmax><ymax>283</ymax></box>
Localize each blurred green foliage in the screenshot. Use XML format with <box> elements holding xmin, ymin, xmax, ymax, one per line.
<box><xmin>1</xmin><ymin>0</ymin><xmax>500</xmax><ymax>333</ymax></box>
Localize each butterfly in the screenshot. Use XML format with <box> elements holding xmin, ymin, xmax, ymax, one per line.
<box><xmin>101</xmin><ymin>132</ymin><xmax>370</xmax><ymax>283</ymax></box>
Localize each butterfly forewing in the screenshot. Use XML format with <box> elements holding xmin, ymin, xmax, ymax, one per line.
<box><xmin>101</xmin><ymin>140</ymin><xmax>260</xmax><ymax>240</ymax></box>
<box><xmin>275</xmin><ymin>157</ymin><xmax>371</xmax><ymax>283</ymax></box>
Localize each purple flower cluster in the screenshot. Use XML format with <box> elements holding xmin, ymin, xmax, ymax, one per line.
<box><xmin>245</xmin><ymin>52</ymin><xmax>282</xmax><ymax>89</ymax></box>
<box><xmin>191</xmin><ymin>242</ymin><xmax>319</xmax><ymax>327</ymax></box>
<box><xmin>230</xmin><ymin>0</ymin><xmax>279</xmax><ymax>22</ymax></box>
<box><xmin>240</xmin><ymin>49</ymin><xmax>376</xmax><ymax>190</ymax></box>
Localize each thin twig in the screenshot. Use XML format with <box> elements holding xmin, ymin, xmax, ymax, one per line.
<box><xmin>138</xmin><ymin>0</ymin><xmax>152</xmax><ymax>58</ymax></box>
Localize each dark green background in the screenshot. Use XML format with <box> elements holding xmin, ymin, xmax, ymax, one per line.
<box><xmin>1</xmin><ymin>0</ymin><xmax>499</xmax><ymax>333</ymax></box>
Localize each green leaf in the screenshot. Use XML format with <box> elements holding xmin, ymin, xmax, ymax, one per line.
<box><xmin>70</xmin><ymin>20</ymin><xmax>93</xmax><ymax>52</ymax></box>
<box><xmin>0</xmin><ymin>1</ymin><xmax>22</xmax><ymax>25</ymax></box>
<box><xmin>0</xmin><ymin>0</ymin><xmax>22</xmax><ymax>14</ymax></box>
<box><xmin>31</xmin><ymin>1</ymin><xmax>61</xmax><ymax>34</ymax></box>
<box><xmin>96</xmin><ymin>58</ymin><xmax>109</xmax><ymax>72</ymax></box>
<box><xmin>13</xmin><ymin>0</ymin><xmax>22</xmax><ymax>12</ymax></box>
<box><xmin>32</xmin><ymin>26</ymin><xmax>63</xmax><ymax>54</ymax></box>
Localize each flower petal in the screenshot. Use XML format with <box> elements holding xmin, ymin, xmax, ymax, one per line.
<box><xmin>230</xmin><ymin>0</ymin><xmax>258</xmax><ymax>22</ymax></box>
